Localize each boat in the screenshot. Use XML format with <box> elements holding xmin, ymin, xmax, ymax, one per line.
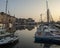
<box><xmin>35</xmin><ymin>25</ymin><xmax>60</xmax><ymax>44</ymax></box>
<box><xmin>35</xmin><ymin>0</ymin><xmax>60</xmax><ymax>45</ymax></box>
<box><xmin>0</xmin><ymin>24</ymin><xmax>19</xmax><ymax>46</ymax></box>
<box><xmin>0</xmin><ymin>0</ymin><xmax>18</xmax><ymax>46</ymax></box>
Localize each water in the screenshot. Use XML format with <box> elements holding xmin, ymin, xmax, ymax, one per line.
<box><xmin>1</xmin><ymin>26</ymin><xmax>60</xmax><ymax>48</ymax></box>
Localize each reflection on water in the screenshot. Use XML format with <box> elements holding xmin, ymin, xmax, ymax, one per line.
<box><xmin>43</xmin><ymin>44</ymin><xmax>51</xmax><ymax>48</ymax></box>
<box><xmin>15</xmin><ymin>25</ymin><xmax>35</xmax><ymax>31</ymax></box>
<box><xmin>1</xmin><ymin>25</ymin><xmax>60</xmax><ymax>48</ymax></box>
<box><xmin>38</xmin><ymin>44</ymin><xmax>51</xmax><ymax>48</ymax></box>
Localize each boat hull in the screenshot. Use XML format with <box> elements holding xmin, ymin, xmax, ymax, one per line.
<box><xmin>34</xmin><ymin>37</ymin><xmax>60</xmax><ymax>45</ymax></box>
<box><xmin>0</xmin><ymin>38</ymin><xmax>19</xmax><ymax>46</ymax></box>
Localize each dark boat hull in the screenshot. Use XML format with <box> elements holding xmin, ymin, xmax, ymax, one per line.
<box><xmin>0</xmin><ymin>38</ymin><xmax>19</xmax><ymax>46</ymax></box>
<box><xmin>34</xmin><ymin>37</ymin><xmax>60</xmax><ymax>45</ymax></box>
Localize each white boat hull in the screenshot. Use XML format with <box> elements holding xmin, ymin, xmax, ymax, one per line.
<box><xmin>0</xmin><ymin>36</ymin><xmax>19</xmax><ymax>46</ymax></box>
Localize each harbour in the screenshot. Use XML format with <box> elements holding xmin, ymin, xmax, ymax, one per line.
<box><xmin>0</xmin><ymin>0</ymin><xmax>60</xmax><ymax>48</ymax></box>
<box><xmin>0</xmin><ymin>26</ymin><xmax>60</xmax><ymax>48</ymax></box>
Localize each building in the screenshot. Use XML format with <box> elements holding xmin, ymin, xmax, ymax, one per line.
<box><xmin>0</xmin><ymin>12</ymin><xmax>16</xmax><ymax>29</ymax></box>
<box><xmin>26</xmin><ymin>18</ymin><xmax>35</xmax><ymax>25</ymax></box>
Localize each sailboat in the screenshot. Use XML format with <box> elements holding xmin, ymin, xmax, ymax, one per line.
<box><xmin>35</xmin><ymin>0</ymin><xmax>60</xmax><ymax>45</ymax></box>
<box><xmin>0</xmin><ymin>23</ymin><xmax>19</xmax><ymax>45</ymax></box>
<box><xmin>0</xmin><ymin>0</ymin><xmax>18</xmax><ymax>45</ymax></box>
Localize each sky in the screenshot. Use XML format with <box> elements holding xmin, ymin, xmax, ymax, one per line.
<box><xmin>0</xmin><ymin>0</ymin><xmax>60</xmax><ymax>22</ymax></box>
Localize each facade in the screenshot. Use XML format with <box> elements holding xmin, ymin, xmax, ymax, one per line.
<box><xmin>26</xmin><ymin>18</ymin><xmax>35</xmax><ymax>25</ymax></box>
<box><xmin>0</xmin><ymin>12</ymin><xmax>16</xmax><ymax>24</ymax></box>
<box><xmin>15</xmin><ymin>18</ymin><xmax>36</xmax><ymax>26</ymax></box>
<box><xmin>0</xmin><ymin>12</ymin><xmax>16</xmax><ymax>30</ymax></box>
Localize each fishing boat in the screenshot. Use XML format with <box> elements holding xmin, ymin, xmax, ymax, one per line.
<box><xmin>35</xmin><ymin>0</ymin><xmax>60</xmax><ymax>45</ymax></box>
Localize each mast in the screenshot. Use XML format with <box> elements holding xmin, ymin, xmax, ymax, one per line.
<box><xmin>5</xmin><ymin>0</ymin><xmax>8</xmax><ymax>30</ymax></box>
<box><xmin>5</xmin><ymin>0</ymin><xmax>8</xmax><ymax>14</ymax></box>
<box><xmin>46</xmin><ymin>0</ymin><xmax>49</xmax><ymax>25</ymax></box>
<box><xmin>40</xmin><ymin>14</ymin><xmax>42</xmax><ymax>24</ymax></box>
